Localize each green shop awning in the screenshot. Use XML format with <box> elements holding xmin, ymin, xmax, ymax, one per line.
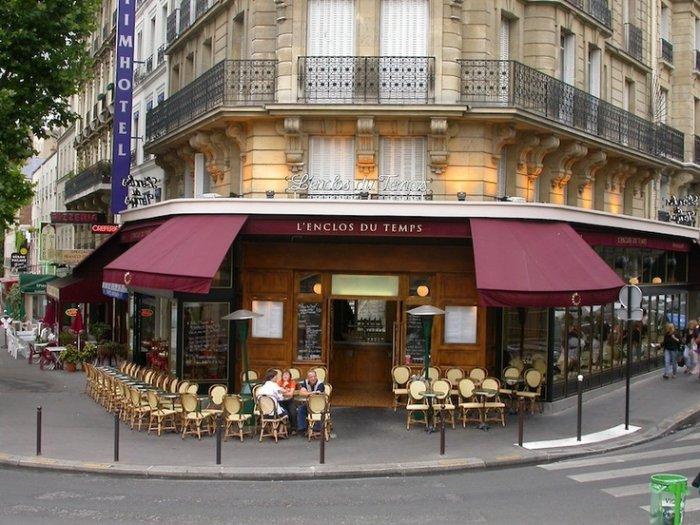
<box><xmin>19</xmin><ymin>273</ymin><xmax>56</xmax><ymax>294</ymax></box>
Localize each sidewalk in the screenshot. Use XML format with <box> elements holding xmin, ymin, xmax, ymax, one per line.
<box><xmin>1</xmin><ymin>349</ymin><xmax>699</xmax><ymax>480</ymax></box>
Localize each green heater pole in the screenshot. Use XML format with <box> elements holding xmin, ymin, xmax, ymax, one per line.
<box><xmin>237</xmin><ymin>319</ymin><xmax>251</xmax><ymax>396</ymax></box>
<box><xmin>422</xmin><ymin>315</ymin><xmax>434</xmax><ymax>380</ymax></box>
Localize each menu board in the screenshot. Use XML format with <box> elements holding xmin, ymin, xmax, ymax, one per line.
<box><xmin>296</xmin><ymin>302</ymin><xmax>322</xmax><ymax>361</ymax></box>
<box><xmin>405</xmin><ymin>314</ymin><xmax>425</xmax><ymax>364</ymax></box>
<box><xmin>251</xmin><ymin>300</ymin><xmax>284</xmax><ymax>339</ymax></box>
<box><xmin>444</xmin><ymin>305</ymin><xmax>477</xmax><ymax>344</ymax></box>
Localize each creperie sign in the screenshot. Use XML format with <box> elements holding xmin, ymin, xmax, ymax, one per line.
<box><xmin>91</xmin><ymin>224</ymin><xmax>120</xmax><ymax>234</ymax></box>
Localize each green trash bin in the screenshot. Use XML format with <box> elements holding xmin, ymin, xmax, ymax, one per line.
<box><xmin>650</xmin><ymin>474</ymin><xmax>688</xmax><ymax>525</ymax></box>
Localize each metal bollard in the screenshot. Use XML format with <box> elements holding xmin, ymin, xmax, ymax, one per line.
<box><xmin>319</xmin><ymin>412</ymin><xmax>326</xmax><ymax>465</ymax></box>
<box><xmin>439</xmin><ymin>408</ymin><xmax>446</xmax><ymax>455</ymax></box>
<box><xmin>517</xmin><ymin>396</ymin><xmax>524</xmax><ymax>447</ymax></box>
<box><xmin>36</xmin><ymin>406</ymin><xmax>42</xmax><ymax>456</ymax></box>
<box><xmin>216</xmin><ymin>415</ymin><xmax>222</xmax><ymax>465</ymax></box>
<box><xmin>114</xmin><ymin>412</ymin><xmax>119</xmax><ymax>462</ymax></box>
<box><xmin>576</xmin><ymin>374</ymin><xmax>583</xmax><ymax>442</ymax></box>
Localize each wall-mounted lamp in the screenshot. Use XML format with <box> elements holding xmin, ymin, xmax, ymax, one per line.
<box><xmin>628</xmin><ymin>277</ymin><xmax>639</xmax><ymax>285</ymax></box>
<box><xmin>424</xmin><ymin>190</ymin><xmax>433</xmax><ymax>201</ymax></box>
<box><xmin>312</xmin><ymin>283</ymin><xmax>322</xmax><ymax>295</ymax></box>
<box><xmin>416</xmin><ymin>285</ymin><xmax>430</xmax><ymax>297</ymax></box>
<box><xmin>266</xmin><ymin>190</ymin><xmax>275</xmax><ymax>199</ymax></box>
<box><xmin>652</xmin><ymin>277</ymin><xmax>662</xmax><ymax>284</ymax></box>
<box><xmin>457</xmin><ymin>192</ymin><xmax>466</xmax><ymax>202</ymax></box>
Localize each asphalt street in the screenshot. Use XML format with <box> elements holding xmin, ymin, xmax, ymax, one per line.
<box><xmin>3</xmin><ymin>425</ymin><xmax>700</xmax><ymax>525</ymax></box>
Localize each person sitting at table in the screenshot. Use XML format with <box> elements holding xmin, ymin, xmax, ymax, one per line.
<box><xmin>277</xmin><ymin>369</ymin><xmax>297</xmax><ymax>430</ymax></box>
<box><xmin>295</xmin><ymin>370</ymin><xmax>325</xmax><ymax>433</ymax></box>
<box><xmin>257</xmin><ymin>370</ymin><xmax>288</xmax><ymax>417</ymax></box>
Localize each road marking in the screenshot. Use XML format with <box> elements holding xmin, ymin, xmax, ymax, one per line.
<box><xmin>540</xmin><ymin>444</ymin><xmax>700</xmax><ymax>471</ymax></box>
<box><xmin>521</xmin><ymin>424</ymin><xmax>640</xmax><ymax>450</ymax></box>
<box><xmin>569</xmin><ymin>458</ymin><xmax>700</xmax><ymax>483</ymax></box>
<box><xmin>641</xmin><ymin>497</ymin><xmax>700</xmax><ymax>513</ymax></box>
<box><xmin>676</xmin><ymin>432</ymin><xmax>700</xmax><ymax>443</ymax></box>
<box><xmin>601</xmin><ymin>483</ymin><xmax>650</xmax><ymax>497</ymax></box>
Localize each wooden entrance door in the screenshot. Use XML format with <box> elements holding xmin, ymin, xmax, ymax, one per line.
<box><xmin>329</xmin><ymin>299</ymin><xmax>396</xmax><ymax>406</ymax></box>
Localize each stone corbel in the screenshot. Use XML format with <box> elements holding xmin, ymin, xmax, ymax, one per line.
<box><xmin>356</xmin><ymin>117</ymin><xmax>376</xmax><ymax>175</ymax></box>
<box><xmin>274</xmin><ymin>0</ymin><xmax>289</xmax><ymax>23</ymax></box>
<box><xmin>629</xmin><ymin>168</ymin><xmax>656</xmax><ymax>198</ymax></box>
<box><xmin>226</xmin><ymin>124</ymin><xmax>247</xmax><ymax>163</ymax></box>
<box><xmin>154</xmin><ymin>150</ymin><xmax>185</xmax><ymax>177</ymax></box>
<box><xmin>526</xmin><ymin>135</ymin><xmax>559</xmax><ymax>181</ymax></box>
<box><xmin>283</xmin><ymin>117</ymin><xmax>304</xmax><ymax>175</ymax></box>
<box><xmin>429</xmin><ymin>117</ymin><xmax>449</xmax><ymax>174</ymax></box>
<box><xmin>515</xmin><ymin>135</ymin><xmax>540</xmax><ymax>174</ymax></box>
<box><xmin>670</xmin><ymin>170</ymin><xmax>694</xmax><ymax>195</ymax></box>
<box><xmin>176</xmin><ymin>145</ymin><xmax>195</xmax><ymax>169</ymax></box>
<box><xmin>571</xmin><ymin>150</ymin><xmax>606</xmax><ymax>195</ymax></box>
<box><xmin>491</xmin><ymin>124</ymin><xmax>517</xmax><ymax>162</ymax></box>
<box><xmin>448</xmin><ymin>0</ymin><xmax>463</xmax><ymax>21</ymax></box>
<box><xmin>544</xmin><ymin>142</ymin><xmax>587</xmax><ymax>189</ymax></box>
<box><xmin>613</xmin><ymin>164</ymin><xmax>637</xmax><ymax>192</ymax></box>
<box><xmin>189</xmin><ymin>131</ymin><xmax>230</xmax><ymax>184</ymax></box>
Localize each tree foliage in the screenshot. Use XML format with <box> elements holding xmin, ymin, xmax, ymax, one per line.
<box><xmin>0</xmin><ymin>0</ymin><xmax>100</xmax><ymax>230</ymax></box>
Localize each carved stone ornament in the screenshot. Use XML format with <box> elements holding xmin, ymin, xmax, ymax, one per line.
<box><xmin>429</xmin><ymin>118</ymin><xmax>449</xmax><ymax>174</ymax></box>
<box><xmin>356</xmin><ymin>117</ymin><xmax>376</xmax><ymax>174</ymax></box>
<box><xmin>283</xmin><ymin>117</ymin><xmax>304</xmax><ymax>174</ymax></box>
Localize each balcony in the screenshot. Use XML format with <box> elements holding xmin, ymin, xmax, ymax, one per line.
<box><xmin>146</xmin><ymin>59</ymin><xmax>277</xmax><ymax>143</ymax></box>
<box><xmin>661</xmin><ymin>38</ymin><xmax>673</xmax><ymax>64</ymax></box>
<box><xmin>695</xmin><ymin>135</ymin><xmax>700</xmax><ymax>164</ymax></box>
<box><xmin>145</xmin><ymin>55</ymin><xmax>153</xmax><ymax>73</ymax></box>
<box><xmin>625</xmin><ymin>23</ymin><xmax>644</xmax><ymax>62</ymax></box>
<box><xmin>157</xmin><ymin>45</ymin><xmax>165</xmax><ymax>65</ymax></box>
<box><xmin>298</xmin><ymin>56</ymin><xmax>434</xmax><ymax>103</ymax></box>
<box><xmin>564</xmin><ymin>0</ymin><xmax>611</xmax><ymax>28</ymax></box>
<box><xmin>179</xmin><ymin>0</ymin><xmax>191</xmax><ymax>33</ymax></box>
<box><xmin>167</xmin><ymin>10</ymin><xmax>179</xmax><ymax>44</ymax></box>
<box><xmin>458</xmin><ymin>60</ymin><xmax>684</xmax><ymax>161</ymax></box>
<box><xmin>195</xmin><ymin>0</ymin><xmax>211</xmax><ymax>19</ymax></box>
<box><xmin>64</xmin><ymin>160</ymin><xmax>112</xmax><ymax>203</ymax></box>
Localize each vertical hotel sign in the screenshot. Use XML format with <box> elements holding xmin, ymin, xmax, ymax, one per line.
<box><xmin>110</xmin><ymin>0</ymin><xmax>136</xmax><ymax>215</ymax></box>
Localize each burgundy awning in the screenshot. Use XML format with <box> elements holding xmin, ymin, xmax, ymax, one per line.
<box><xmin>103</xmin><ymin>215</ymin><xmax>247</xmax><ymax>294</ymax></box>
<box><xmin>46</xmin><ymin>275</ymin><xmax>108</xmax><ymax>303</ymax></box>
<box><xmin>471</xmin><ymin>219</ymin><xmax>624</xmax><ymax>307</ymax></box>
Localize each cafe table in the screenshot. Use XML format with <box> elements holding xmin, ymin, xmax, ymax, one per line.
<box><xmin>472</xmin><ymin>387</ymin><xmax>498</xmax><ymax>431</ymax></box>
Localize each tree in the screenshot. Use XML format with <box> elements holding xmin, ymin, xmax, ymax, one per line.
<box><xmin>0</xmin><ymin>0</ymin><xmax>100</xmax><ymax>230</ymax></box>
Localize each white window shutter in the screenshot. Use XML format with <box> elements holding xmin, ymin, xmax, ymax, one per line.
<box><xmin>308</xmin><ymin>137</ymin><xmax>355</xmax><ymax>195</ymax></box>
<box><xmin>588</xmin><ymin>48</ymin><xmax>601</xmax><ymax>97</ymax></box>
<box><xmin>307</xmin><ymin>0</ymin><xmax>354</xmax><ymax>56</ymax></box>
<box><xmin>379</xmin><ymin>137</ymin><xmax>426</xmax><ymax>196</ymax></box>
<box><xmin>380</xmin><ymin>0</ymin><xmax>428</xmax><ymax>56</ymax></box>
<box><xmin>499</xmin><ymin>18</ymin><xmax>510</xmax><ymax>61</ymax></box>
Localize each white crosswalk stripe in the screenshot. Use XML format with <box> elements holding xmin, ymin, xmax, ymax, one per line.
<box><xmin>539</xmin><ymin>444</ymin><xmax>700</xmax><ymax>471</ymax></box>
<box><xmin>568</xmin><ymin>458</ymin><xmax>700</xmax><ymax>483</ymax></box>
<box><xmin>601</xmin><ymin>483</ymin><xmax>650</xmax><ymax>498</ymax></box>
<box><xmin>676</xmin><ymin>432</ymin><xmax>700</xmax><ymax>443</ymax></box>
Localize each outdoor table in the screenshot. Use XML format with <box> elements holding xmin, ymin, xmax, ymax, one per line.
<box><xmin>422</xmin><ymin>392</ymin><xmax>438</xmax><ymax>433</ymax></box>
<box><xmin>46</xmin><ymin>347</ymin><xmax>65</xmax><ymax>370</ymax></box>
<box><xmin>28</xmin><ymin>342</ymin><xmax>48</xmax><ymax>365</ymax></box>
<box><xmin>504</xmin><ymin>378</ymin><xmax>524</xmax><ymax>413</ymax></box>
<box><xmin>160</xmin><ymin>392</ymin><xmax>180</xmax><ymax>410</ymax></box>
<box><xmin>473</xmin><ymin>387</ymin><xmax>497</xmax><ymax>431</ymax></box>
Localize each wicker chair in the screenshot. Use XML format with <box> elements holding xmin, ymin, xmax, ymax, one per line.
<box><xmin>468</xmin><ymin>367</ymin><xmax>487</xmax><ymax>386</ymax></box>
<box><xmin>458</xmin><ymin>378</ymin><xmax>482</xmax><ymax>427</ymax></box>
<box><xmin>499</xmin><ymin>366</ymin><xmax>522</xmax><ymax>409</ymax></box>
<box><xmin>480</xmin><ymin>377</ymin><xmax>506</xmax><ymax>427</ymax></box>
<box><xmin>432</xmin><ymin>378</ymin><xmax>455</xmax><ymax>428</ymax></box>
<box><xmin>445</xmin><ymin>367</ymin><xmax>465</xmax><ymax>402</ymax></box>
<box><xmin>181</xmin><ymin>392</ymin><xmax>213</xmax><ymax>439</ymax></box>
<box><xmin>129</xmin><ymin>388</ymin><xmax>151</xmax><ymax>431</ymax></box>
<box><xmin>306</xmin><ymin>393</ymin><xmax>331</xmax><ymax>441</ymax></box>
<box><xmin>406</xmin><ymin>380</ymin><xmax>429</xmax><ymax>430</ymax></box>
<box><xmin>222</xmin><ymin>395</ymin><xmax>252</xmax><ymax>441</ymax></box>
<box><xmin>310</xmin><ymin>366</ymin><xmax>328</xmax><ymax>383</ymax></box>
<box><xmin>146</xmin><ymin>390</ymin><xmax>178</xmax><ymax>436</ymax></box>
<box><xmin>427</xmin><ymin>366</ymin><xmax>440</xmax><ymax>382</ymax></box>
<box><xmin>515</xmin><ymin>369</ymin><xmax>544</xmax><ymax>414</ymax></box>
<box><xmin>257</xmin><ymin>395</ymin><xmax>289</xmax><ymax>442</ymax></box>
<box><xmin>391</xmin><ymin>365</ymin><xmax>411</xmax><ymax>412</ymax></box>
<box><xmin>288</xmin><ymin>367</ymin><xmax>301</xmax><ymax>381</ymax></box>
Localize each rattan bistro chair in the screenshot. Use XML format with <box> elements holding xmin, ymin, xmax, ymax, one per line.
<box><xmin>391</xmin><ymin>365</ymin><xmax>411</xmax><ymax>412</ymax></box>
<box><xmin>310</xmin><ymin>366</ymin><xmax>328</xmax><ymax>383</ymax></box>
<box><xmin>241</xmin><ymin>370</ymin><xmax>259</xmax><ymax>383</ymax></box>
<box><xmin>405</xmin><ymin>380</ymin><xmax>429</xmax><ymax>430</ymax></box>
<box><xmin>146</xmin><ymin>390</ymin><xmax>178</xmax><ymax>436</ymax></box>
<box><xmin>499</xmin><ymin>366</ymin><xmax>522</xmax><ymax>408</ymax></box>
<box><xmin>432</xmin><ymin>379</ymin><xmax>456</xmax><ymax>429</ymax></box>
<box><xmin>480</xmin><ymin>377</ymin><xmax>506</xmax><ymax>427</ymax></box>
<box><xmin>222</xmin><ymin>395</ymin><xmax>252</xmax><ymax>441</ymax></box>
<box><xmin>306</xmin><ymin>393</ymin><xmax>331</xmax><ymax>441</ymax></box>
<box><xmin>181</xmin><ymin>392</ymin><xmax>213</xmax><ymax>440</ymax></box>
<box><xmin>458</xmin><ymin>378</ymin><xmax>482</xmax><ymax>427</ymax></box>
<box><xmin>130</xmin><ymin>388</ymin><xmax>151</xmax><ymax>431</ymax></box>
<box><xmin>515</xmin><ymin>369</ymin><xmax>544</xmax><ymax>414</ymax></box>
<box><xmin>257</xmin><ymin>395</ymin><xmax>289</xmax><ymax>442</ymax></box>
<box><xmin>468</xmin><ymin>367</ymin><xmax>487</xmax><ymax>386</ymax></box>
<box><xmin>427</xmin><ymin>366</ymin><xmax>440</xmax><ymax>382</ymax></box>
<box><xmin>288</xmin><ymin>367</ymin><xmax>301</xmax><ymax>381</ymax></box>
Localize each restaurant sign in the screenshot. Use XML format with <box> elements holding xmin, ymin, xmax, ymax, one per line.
<box><xmin>244</xmin><ymin>218</ymin><xmax>470</xmax><ymax>238</ymax></box>
<box><xmin>56</xmin><ymin>249</ymin><xmax>93</xmax><ymax>266</ymax></box>
<box><xmin>51</xmin><ymin>211</ymin><xmax>106</xmax><ymax>224</ymax></box>
<box><xmin>10</xmin><ymin>253</ymin><xmax>27</xmax><ymax>271</ymax></box>
<box><xmin>91</xmin><ymin>224</ymin><xmax>120</xmax><ymax>234</ymax></box>
<box><xmin>123</xmin><ymin>174</ymin><xmax>160</xmax><ymax>208</ymax></box>
<box><xmin>286</xmin><ymin>173</ymin><xmax>430</xmax><ymax>196</ymax></box>
<box><xmin>663</xmin><ymin>195</ymin><xmax>699</xmax><ymax>226</ymax></box>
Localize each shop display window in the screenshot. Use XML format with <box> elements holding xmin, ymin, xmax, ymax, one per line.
<box><xmin>443</xmin><ymin>305</ymin><xmax>477</xmax><ymax>344</ymax></box>
<box><xmin>502</xmin><ymin>308</ymin><xmax>548</xmax><ymax>373</ymax></box>
<box><xmin>331</xmin><ymin>274</ymin><xmax>399</xmax><ymax>297</ymax></box>
<box><xmin>182</xmin><ymin>302</ymin><xmax>229</xmax><ymax>382</ymax></box>
<box><xmin>137</xmin><ymin>295</ymin><xmax>173</xmax><ymax>372</ymax></box>
<box><xmin>251</xmin><ymin>300</ymin><xmax>284</xmax><ymax>339</ymax></box>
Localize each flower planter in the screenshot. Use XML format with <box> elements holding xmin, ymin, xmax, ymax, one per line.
<box><xmin>64</xmin><ymin>362</ymin><xmax>77</xmax><ymax>373</ymax></box>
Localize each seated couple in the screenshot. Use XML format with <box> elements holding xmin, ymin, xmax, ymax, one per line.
<box><xmin>256</xmin><ymin>369</ymin><xmax>325</xmax><ymax>434</ymax></box>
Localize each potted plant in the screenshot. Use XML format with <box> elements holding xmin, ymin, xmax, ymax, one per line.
<box><xmin>98</xmin><ymin>341</ymin><xmax>125</xmax><ymax>366</ymax></box>
<box><xmin>60</xmin><ymin>344</ymin><xmax>81</xmax><ymax>372</ymax></box>
<box><xmin>90</xmin><ymin>321</ymin><xmax>110</xmax><ymax>343</ymax></box>
<box><xmin>80</xmin><ymin>342</ymin><xmax>98</xmax><ymax>369</ymax></box>
<box><xmin>59</xmin><ymin>330</ymin><xmax>76</xmax><ymax>347</ymax></box>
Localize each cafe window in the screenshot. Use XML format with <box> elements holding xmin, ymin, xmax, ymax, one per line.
<box><xmin>182</xmin><ymin>302</ymin><xmax>229</xmax><ymax>383</ymax></box>
<box><xmin>331</xmin><ymin>274</ymin><xmax>399</xmax><ymax>297</ymax></box>
<box><xmin>503</xmin><ymin>307</ymin><xmax>548</xmax><ymax>375</ymax></box>
<box><xmin>296</xmin><ymin>301</ymin><xmax>322</xmax><ymax>361</ymax></box>
<box><xmin>211</xmin><ymin>248</ymin><xmax>232</xmax><ymax>288</ymax></box>
<box><xmin>333</xmin><ymin>299</ymin><xmax>391</xmax><ymax>344</ymax></box>
<box><xmin>251</xmin><ymin>300</ymin><xmax>284</xmax><ymax>339</ymax></box>
<box><xmin>443</xmin><ymin>305</ymin><xmax>477</xmax><ymax>344</ymax></box>
<box><xmin>137</xmin><ymin>295</ymin><xmax>174</xmax><ymax>372</ymax></box>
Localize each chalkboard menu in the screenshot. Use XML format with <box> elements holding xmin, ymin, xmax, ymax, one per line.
<box><xmin>405</xmin><ymin>315</ymin><xmax>425</xmax><ymax>364</ymax></box>
<box><xmin>296</xmin><ymin>302</ymin><xmax>322</xmax><ymax>361</ymax></box>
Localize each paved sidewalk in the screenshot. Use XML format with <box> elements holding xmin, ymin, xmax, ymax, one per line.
<box><xmin>1</xmin><ymin>349</ymin><xmax>699</xmax><ymax>479</ymax></box>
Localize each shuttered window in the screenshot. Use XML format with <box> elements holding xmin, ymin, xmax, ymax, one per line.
<box><xmin>308</xmin><ymin>137</ymin><xmax>356</xmax><ymax>196</ymax></box>
<box><xmin>499</xmin><ymin>17</ymin><xmax>510</xmax><ymax>60</ymax></box>
<box><xmin>379</xmin><ymin>137</ymin><xmax>427</xmax><ymax>197</ymax></box>
<box><xmin>307</xmin><ymin>0</ymin><xmax>354</xmax><ymax>56</ymax></box>
<box><xmin>380</xmin><ymin>0</ymin><xmax>428</xmax><ymax>56</ymax></box>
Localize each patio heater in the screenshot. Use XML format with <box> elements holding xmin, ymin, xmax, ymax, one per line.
<box><xmin>407</xmin><ymin>305</ymin><xmax>445</xmax><ymax>379</ymax></box>
<box><xmin>222</xmin><ymin>309</ymin><xmax>262</xmax><ymax>403</ymax></box>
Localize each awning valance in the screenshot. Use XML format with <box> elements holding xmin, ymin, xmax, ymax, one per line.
<box><xmin>103</xmin><ymin>215</ymin><xmax>248</xmax><ymax>294</ymax></box>
<box><xmin>471</xmin><ymin>219</ymin><xmax>624</xmax><ymax>307</ymax></box>
<box><xmin>46</xmin><ymin>275</ymin><xmax>108</xmax><ymax>303</ymax></box>
<box><xmin>19</xmin><ymin>273</ymin><xmax>56</xmax><ymax>294</ymax></box>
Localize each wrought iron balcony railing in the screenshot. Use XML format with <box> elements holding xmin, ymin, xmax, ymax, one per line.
<box><xmin>196</xmin><ymin>0</ymin><xmax>210</xmax><ymax>19</ymax></box>
<box><xmin>298</xmin><ymin>56</ymin><xmax>434</xmax><ymax>103</ymax></box>
<box><xmin>145</xmin><ymin>55</ymin><xmax>153</xmax><ymax>73</ymax></box>
<box><xmin>146</xmin><ymin>59</ymin><xmax>277</xmax><ymax>143</ymax></box>
<box><xmin>157</xmin><ymin>45</ymin><xmax>165</xmax><ymax>65</ymax></box>
<box><xmin>179</xmin><ymin>0</ymin><xmax>191</xmax><ymax>33</ymax></box>
<box><xmin>661</xmin><ymin>38</ymin><xmax>673</xmax><ymax>63</ymax></box>
<box><xmin>625</xmin><ymin>23</ymin><xmax>644</xmax><ymax>62</ymax></box>
<box><xmin>695</xmin><ymin>135</ymin><xmax>700</xmax><ymax>164</ymax></box>
<box><xmin>458</xmin><ymin>60</ymin><xmax>684</xmax><ymax>161</ymax></box>
<box><xmin>64</xmin><ymin>160</ymin><xmax>112</xmax><ymax>202</ymax></box>
<box><xmin>696</xmin><ymin>50</ymin><xmax>700</xmax><ymax>72</ymax></box>
<box><xmin>167</xmin><ymin>10</ymin><xmax>178</xmax><ymax>44</ymax></box>
<box><xmin>564</xmin><ymin>0</ymin><xmax>611</xmax><ymax>27</ymax></box>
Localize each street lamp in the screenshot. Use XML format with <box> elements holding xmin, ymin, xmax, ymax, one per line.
<box><xmin>407</xmin><ymin>305</ymin><xmax>445</xmax><ymax>379</ymax></box>
<box><xmin>221</xmin><ymin>309</ymin><xmax>262</xmax><ymax>398</ymax></box>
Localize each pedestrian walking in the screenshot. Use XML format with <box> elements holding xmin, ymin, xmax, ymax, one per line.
<box><xmin>683</xmin><ymin>320</ymin><xmax>699</xmax><ymax>375</ymax></box>
<box><xmin>662</xmin><ymin>323</ymin><xmax>682</xmax><ymax>379</ymax></box>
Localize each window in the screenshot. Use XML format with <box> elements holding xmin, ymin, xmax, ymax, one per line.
<box><xmin>307</xmin><ymin>0</ymin><xmax>354</xmax><ymax>55</ymax></box>
<box><xmin>157</xmin><ymin>91</ymin><xmax>165</xmax><ymax>104</ymax></box>
<box><xmin>331</xmin><ymin>274</ymin><xmax>400</xmax><ymax>296</ymax></box>
<box><xmin>444</xmin><ymin>306</ymin><xmax>477</xmax><ymax>344</ymax></box>
<box><xmin>623</xmin><ymin>79</ymin><xmax>635</xmax><ymax>112</ymax></box>
<box><xmin>660</xmin><ymin>5</ymin><xmax>670</xmax><ymax>42</ymax></box>
<box><xmin>588</xmin><ymin>47</ymin><xmax>601</xmax><ymax>97</ymax></box>
<box><xmin>560</xmin><ymin>31</ymin><xmax>575</xmax><ymax>85</ymax></box>
<box><xmin>499</xmin><ymin>16</ymin><xmax>510</xmax><ymax>61</ymax></box>
<box><xmin>658</xmin><ymin>87</ymin><xmax>668</xmax><ymax>124</ymax></box>
<box><xmin>379</xmin><ymin>137</ymin><xmax>427</xmax><ymax>198</ymax></box>
<box><xmin>307</xmin><ymin>136</ymin><xmax>355</xmax><ymax>197</ymax></box>
<box><xmin>182</xmin><ymin>302</ymin><xmax>229</xmax><ymax>383</ymax></box>
<box><xmin>251</xmin><ymin>300</ymin><xmax>284</xmax><ymax>339</ymax></box>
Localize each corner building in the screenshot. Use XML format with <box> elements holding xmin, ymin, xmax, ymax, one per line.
<box><xmin>101</xmin><ymin>0</ymin><xmax>700</xmax><ymax>404</ymax></box>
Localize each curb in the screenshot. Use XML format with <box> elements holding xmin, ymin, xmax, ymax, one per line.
<box><xmin>1</xmin><ymin>404</ymin><xmax>699</xmax><ymax>481</ymax></box>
